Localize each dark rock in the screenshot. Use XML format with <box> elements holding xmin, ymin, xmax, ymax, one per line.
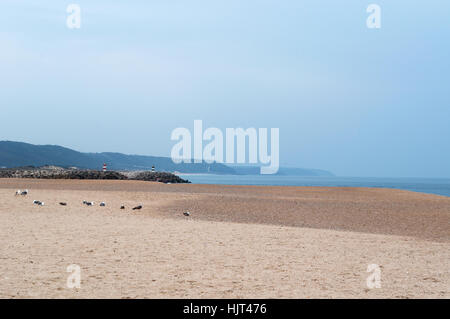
<box><xmin>131</xmin><ymin>171</ymin><xmax>190</xmax><ymax>184</ymax></box>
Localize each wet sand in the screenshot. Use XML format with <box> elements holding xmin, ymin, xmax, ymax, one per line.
<box><xmin>0</xmin><ymin>179</ymin><xmax>449</xmax><ymax>298</ymax></box>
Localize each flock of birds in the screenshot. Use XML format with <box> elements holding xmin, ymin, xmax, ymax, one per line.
<box><xmin>14</xmin><ymin>189</ymin><xmax>191</xmax><ymax>216</ymax></box>
<box><xmin>15</xmin><ymin>189</ymin><xmax>143</xmax><ymax>210</ymax></box>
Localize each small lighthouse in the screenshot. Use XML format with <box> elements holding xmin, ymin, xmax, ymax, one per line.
<box><xmin>102</xmin><ymin>163</ymin><xmax>107</xmax><ymax>172</ymax></box>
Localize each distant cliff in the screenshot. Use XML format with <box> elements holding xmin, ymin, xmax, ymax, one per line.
<box><xmin>0</xmin><ymin>141</ymin><xmax>333</xmax><ymax>176</ymax></box>
<box><xmin>0</xmin><ymin>141</ymin><xmax>234</xmax><ymax>174</ymax></box>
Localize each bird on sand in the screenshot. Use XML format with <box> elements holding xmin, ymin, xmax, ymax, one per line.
<box><xmin>132</xmin><ymin>205</ymin><xmax>143</xmax><ymax>210</ymax></box>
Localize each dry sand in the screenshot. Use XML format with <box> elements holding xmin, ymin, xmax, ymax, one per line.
<box><xmin>0</xmin><ymin>179</ymin><xmax>449</xmax><ymax>298</ymax></box>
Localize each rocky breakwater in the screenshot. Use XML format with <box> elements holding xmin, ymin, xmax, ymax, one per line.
<box><xmin>0</xmin><ymin>166</ymin><xmax>190</xmax><ymax>183</ymax></box>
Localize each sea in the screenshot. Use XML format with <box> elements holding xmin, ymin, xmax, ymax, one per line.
<box><xmin>178</xmin><ymin>175</ymin><xmax>450</xmax><ymax>197</ymax></box>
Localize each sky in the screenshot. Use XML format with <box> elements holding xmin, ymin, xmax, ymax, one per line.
<box><xmin>0</xmin><ymin>0</ymin><xmax>449</xmax><ymax>177</ymax></box>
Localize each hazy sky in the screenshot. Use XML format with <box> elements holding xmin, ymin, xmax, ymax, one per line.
<box><xmin>1</xmin><ymin>1</ymin><xmax>449</xmax><ymax>177</ymax></box>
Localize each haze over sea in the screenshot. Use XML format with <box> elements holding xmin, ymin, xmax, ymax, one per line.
<box><xmin>179</xmin><ymin>175</ymin><xmax>450</xmax><ymax>197</ymax></box>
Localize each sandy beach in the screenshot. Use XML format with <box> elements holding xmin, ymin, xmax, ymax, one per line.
<box><xmin>0</xmin><ymin>179</ymin><xmax>449</xmax><ymax>298</ymax></box>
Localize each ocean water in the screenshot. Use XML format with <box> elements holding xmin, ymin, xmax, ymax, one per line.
<box><xmin>179</xmin><ymin>175</ymin><xmax>450</xmax><ymax>197</ymax></box>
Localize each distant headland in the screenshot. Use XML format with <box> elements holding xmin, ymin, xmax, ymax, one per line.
<box><xmin>0</xmin><ymin>141</ymin><xmax>333</xmax><ymax>176</ymax></box>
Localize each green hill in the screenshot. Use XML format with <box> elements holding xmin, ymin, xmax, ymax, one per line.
<box><xmin>0</xmin><ymin>141</ymin><xmax>235</xmax><ymax>174</ymax></box>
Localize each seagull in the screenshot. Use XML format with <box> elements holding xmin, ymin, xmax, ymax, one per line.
<box><xmin>183</xmin><ymin>211</ymin><xmax>190</xmax><ymax>217</ymax></box>
<box><xmin>59</xmin><ymin>202</ymin><xmax>67</xmax><ymax>206</ymax></box>
<box><xmin>33</xmin><ymin>200</ymin><xmax>44</xmax><ymax>206</ymax></box>
<box><xmin>15</xmin><ymin>190</ymin><xmax>21</xmax><ymax>196</ymax></box>
<box><xmin>120</xmin><ymin>206</ymin><xmax>125</xmax><ymax>210</ymax></box>
<box><xmin>21</xmin><ymin>189</ymin><xmax>28</xmax><ymax>196</ymax></box>
<box><xmin>100</xmin><ymin>202</ymin><xmax>106</xmax><ymax>207</ymax></box>
<box><xmin>85</xmin><ymin>201</ymin><xmax>94</xmax><ymax>206</ymax></box>
<box><xmin>132</xmin><ymin>205</ymin><xmax>143</xmax><ymax>210</ymax></box>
